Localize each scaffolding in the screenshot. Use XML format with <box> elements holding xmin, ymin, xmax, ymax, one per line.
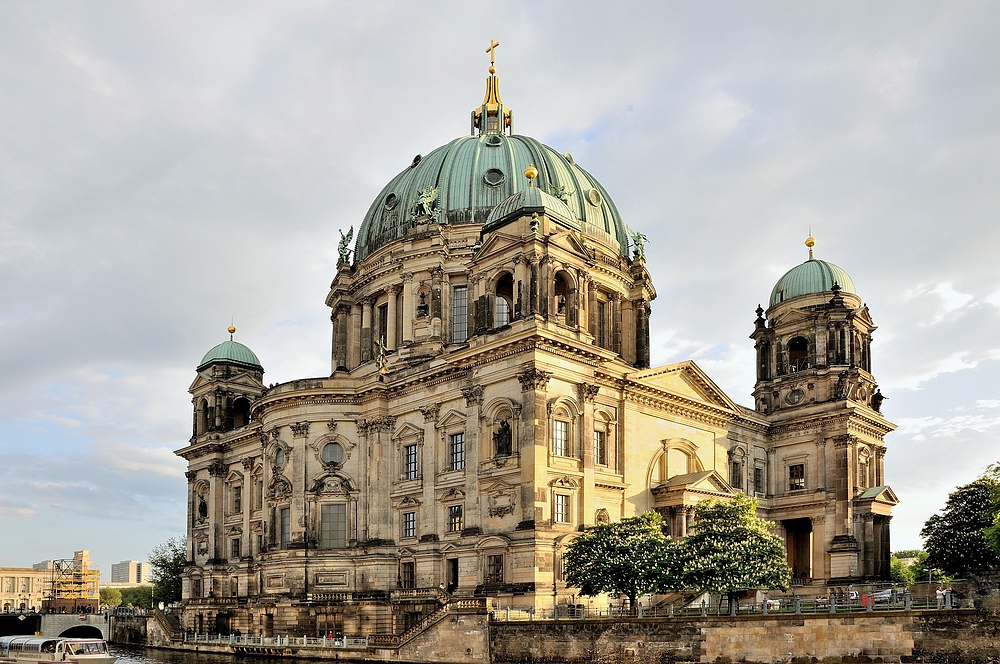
<box><xmin>43</xmin><ymin>551</ymin><xmax>99</xmax><ymax>614</ymax></box>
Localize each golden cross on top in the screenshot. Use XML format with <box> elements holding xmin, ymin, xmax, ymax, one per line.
<box><xmin>486</xmin><ymin>39</ymin><xmax>500</xmax><ymax>65</ymax></box>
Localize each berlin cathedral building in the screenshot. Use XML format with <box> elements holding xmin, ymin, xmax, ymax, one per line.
<box><xmin>176</xmin><ymin>51</ymin><xmax>897</xmax><ymax>636</ymax></box>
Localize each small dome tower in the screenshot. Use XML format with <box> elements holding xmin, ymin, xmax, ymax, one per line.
<box><xmin>189</xmin><ymin>326</ymin><xmax>265</xmax><ymax>439</ymax></box>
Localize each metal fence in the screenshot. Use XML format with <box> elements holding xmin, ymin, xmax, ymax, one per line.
<box><xmin>490</xmin><ymin>590</ymin><xmax>967</xmax><ymax>622</ymax></box>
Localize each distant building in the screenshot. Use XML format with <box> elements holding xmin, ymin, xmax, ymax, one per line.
<box><xmin>0</xmin><ymin>568</ymin><xmax>50</xmax><ymax>613</ymax></box>
<box><xmin>110</xmin><ymin>561</ymin><xmax>151</xmax><ymax>585</ymax></box>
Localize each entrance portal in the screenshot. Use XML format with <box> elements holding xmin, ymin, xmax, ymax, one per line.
<box><xmin>783</xmin><ymin>517</ymin><xmax>813</xmax><ymax>582</ymax></box>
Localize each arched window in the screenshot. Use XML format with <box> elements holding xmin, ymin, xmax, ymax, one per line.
<box><xmin>197</xmin><ymin>399</ymin><xmax>209</xmax><ymax>435</ymax></box>
<box><xmin>788</xmin><ymin>336</ymin><xmax>809</xmax><ymax>372</ymax></box>
<box><xmin>494</xmin><ymin>272</ymin><xmax>513</xmax><ymax>327</ymax></box>
<box><xmin>232</xmin><ymin>397</ymin><xmax>250</xmax><ymax>428</ymax></box>
<box><xmin>858</xmin><ymin>448</ymin><xmax>871</xmax><ymax>491</ymax></box>
<box><xmin>553</xmin><ymin>273</ymin><xmax>568</xmax><ymax>315</ymax></box>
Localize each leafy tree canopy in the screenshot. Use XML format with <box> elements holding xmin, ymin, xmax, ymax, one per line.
<box><xmin>681</xmin><ymin>494</ymin><xmax>790</xmax><ymax>597</ymax></box>
<box><xmin>99</xmin><ymin>587</ymin><xmax>122</xmax><ymax>608</ymax></box>
<box><xmin>892</xmin><ymin>549</ymin><xmax>922</xmax><ymax>559</ymax></box>
<box><xmin>118</xmin><ymin>586</ymin><xmax>153</xmax><ymax>608</ymax></box>
<box><xmin>563</xmin><ymin>511</ymin><xmax>681</xmax><ymax>613</ymax></box>
<box><xmin>921</xmin><ymin>477</ymin><xmax>1000</xmax><ymax>578</ymax></box>
<box><xmin>149</xmin><ymin>536</ymin><xmax>187</xmax><ymax>605</ymax></box>
<box><xmin>890</xmin><ymin>555</ymin><xmax>915</xmax><ymax>586</ymax></box>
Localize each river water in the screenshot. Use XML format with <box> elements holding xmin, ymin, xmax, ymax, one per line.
<box><xmin>112</xmin><ymin>645</ymin><xmax>317</xmax><ymax>664</ymax></box>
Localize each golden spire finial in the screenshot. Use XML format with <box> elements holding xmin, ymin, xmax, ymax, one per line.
<box><xmin>524</xmin><ymin>163</ymin><xmax>538</xmax><ymax>186</ymax></box>
<box><xmin>486</xmin><ymin>39</ymin><xmax>500</xmax><ymax>69</ymax></box>
<box><xmin>472</xmin><ymin>39</ymin><xmax>512</xmax><ymax>135</ymax></box>
<box><xmin>228</xmin><ymin>324</ymin><xmax>236</xmax><ymax>340</ymax></box>
<box><xmin>805</xmin><ymin>230</ymin><xmax>816</xmax><ymax>260</ymax></box>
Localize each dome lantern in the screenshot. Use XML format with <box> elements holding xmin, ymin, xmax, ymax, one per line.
<box><xmin>471</xmin><ymin>39</ymin><xmax>513</xmax><ymax>136</ymax></box>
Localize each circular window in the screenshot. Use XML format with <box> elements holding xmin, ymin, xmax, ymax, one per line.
<box><xmin>485</xmin><ymin>135</ymin><xmax>503</xmax><ymax>147</ymax></box>
<box><xmin>786</xmin><ymin>389</ymin><xmax>805</xmax><ymax>405</ymax></box>
<box><xmin>274</xmin><ymin>449</ymin><xmax>285</xmax><ymax>467</ymax></box>
<box><xmin>410</xmin><ymin>154</ymin><xmax>422</xmax><ymax>168</ymax></box>
<box><xmin>321</xmin><ymin>442</ymin><xmax>344</xmax><ymax>465</ymax></box>
<box><xmin>483</xmin><ymin>168</ymin><xmax>505</xmax><ymax>187</ymax></box>
<box><xmin>384</xmin><ymin>193</ymin><xmax>398</xmax><ymax>210</ymax></box>
<box><xmin>586</xmin><ymin>188</ymin><xmax>602</xmax><ymax>206</ymax></box>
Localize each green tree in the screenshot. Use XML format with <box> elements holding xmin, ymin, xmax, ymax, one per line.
<box><xmin>921</xmin><ymin>477</ymin><xmax>1000</xmax><ymax>577</ymax></box>
<box><xmin>907</xmin><ymin>551</ymin><xmax>949</xmax><ymax>584</ymax></box>
<box><xmin>99</xmin><ymin>587</ymin><xmax>122</xmax><ymax>608</ymax></box>
<box><xmin>890</xmin><ymin>555</ymin><xmax>915</xmax><ymax>586</ymax></box>
<box><xmin>563</xmin><ymin>512</ymin><xmax>682</xmax><ymax>615</ymax></box>
<box><xmin>681</xmin><ymin>494</ymin><xmax>790</xmax><ymax>610</ymax></box>
<box><xmin>118</xmin><ymin>586</ymin><xmax>153</xmax><ymax>608</ymax></box>
<box><xmin>149</xmin><ymin>536</ymin><xmax>187</xmax><ymax>605</ymax></box>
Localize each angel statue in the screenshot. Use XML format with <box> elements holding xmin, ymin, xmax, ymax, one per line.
<box><xmin>415</xmin><ymin>186</ymin><xmax>439</xmax><ymax>222</ymax></box>
<box><xmin>627</xmin><ymin>227</ymin><xmax>648</xmax><ymax>260</ymax></box>
<box><xmin>338</xmin><ymin>226</ymin><xmax>354</xmax><ymax>264</ymax></box>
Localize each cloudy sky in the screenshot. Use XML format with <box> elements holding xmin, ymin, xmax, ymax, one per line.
<box><xmin>2</xmin><ymin>2</ymin><xmax>999</xmax><ymax>576</ymax></box>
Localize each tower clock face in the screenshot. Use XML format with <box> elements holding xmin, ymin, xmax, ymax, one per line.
<box><xmin>786</xmin><ymin>389</ymin><xmax>805</xmax><ymax>405</ymax></box>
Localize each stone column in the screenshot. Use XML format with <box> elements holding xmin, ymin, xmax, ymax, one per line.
<box><xmin>579</xmin><ymin>383</ymin><xmax>599</xmax><ymax>525</ymax></box>
<box><xmin>875</xmin><ymin>447</ymin><xmax>886</xmax><ymax>486</ymax></box>
<box><xmin>677</xmin><ymin>506</ymin><xmax>688</xmax><ymax>538</ymax></box>
<box><xmin>347</xmin><ymin>303</ymin><xmax>361</xmax><ymax>368</ymax></box>
<box><xmin>587</xmin><ymin>278</ymin><xmax>597</xmax><ymax>337</ymax></box>
<box><xmin>634</xmin><ymin>299</ymin><xmax>650</xmax><ymax>368</ymax></box>
<box><xmin>185</xmin><ymin>471</ymin><xmax>197</xmax><ymax>561</ymax></box>
<box><xmin>441</xmin><ymin>273</ymin><xmax>451</xmax><ymax>341</ymax></box>
<box><xmin>766</xmin><ymin>448</ymin><xmax>776</xmax><ymax>497</ymax></box>
<box><xmin>620</xmin><ymin>299</ymin><xmax>635</xmax><ymax>363</ymax></box>
<box><xmin>360</xmin><ymin>299</ymin><xmax>373</xmax><ymax>363</ymax></box>
<box><xmin>538</xmin><ymin>257</ymin><xmax>550</xmax><ymax>319</ymax></box>
<box><xmin>207</xmin><ymin>459</ymin><xmax>227</xmax><ymax>563</ymax></box>
<box><xmin>241</xmin><ymin>457</ymin><xmax>254</xmax><ymax>563</ymax></box>
<box><xmin>517</xmin><ymin>367</ymin><xmax>551</xmax><ymax>529</ymax></box>
<box><xmin>420</xmin><ymin>405</ymin><xmax>441</xmax><ymax>536</ymax></box>
<box><xmin>333</xmin><ymin>304</ymin><xmax>350</xmax><ymax>371</ymax></box>
<box><xmin>611</xmin><ymin>294</ymin><xmax>622</xmax><ymax>355</ymax></box>
<box><xmin>528</xmin><ymin>257</ymin><xmax>539</xmax><ymax>315</ymax></box>
<box><xmin>401</xmin><ymin>273</ymin><xmax>414</xmax><ymax>345</ymax></box>
<box><xmin>811</xmin><ymin>514</ymin><xmax>825</xmax><ymax>581</ymax></box>
<box><xmin>461</xmin><ymin>385</ymin><xmax>484</xmax><ymax>530</ymax></box>
<box><xmin>861</xmin><ymin>513</ymin><xmax>875</xmax><ymax>577</ymax></box>
<box><xmin>386</xmin><ymin>285</ymin><xmax>399</xmax><ymax>351</ymax></box>
<box><xmin>817</xmin><ymin>439</ymin><xmax>828</xmax><ymax>491</ymax></box>
<box><xmin>513</xmin><ymin>256</ymin><xmax>526</xmax><ymax>319</ymax></box>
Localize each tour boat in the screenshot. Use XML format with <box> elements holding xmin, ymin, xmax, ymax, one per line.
<box><xmin>0</xmin><ymin>636</ymin><xmax>116</xmax><ymax>664</ymax></box>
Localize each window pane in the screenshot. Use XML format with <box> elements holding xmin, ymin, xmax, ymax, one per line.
<box><xmin>402</xmin><ymin>512</ymin><xmax>416</xmax><ymax>539</ymax></box>
<box><xmin>754</xmin><ymin>467</ymin><xmax>764</xmax><ymax>494</ymax></box>
<box><xmin>448</xmin><ymin>505</ymin><xmax>464</xmax><ymax>532</ymax></box>
<box><xmin>279</xmin><ymin>508</ymin><xmax>290</xmax><ymax>549</ymax></box>
<box><xmin>486</xmin><ymin>555</ymin><xmax>504</xmax><ymax>584</ymax></box>
<box><xmin>594</xmin><ymin>430</ymin><xmax>606</xmax><ymax>465</ymax></box>
<box><xmin>400</xmin><ymin>562</ymin><xmax>415</xmax><ymax>589</ymax></box>
<box><xmin>553</xmin><ymin>420</ymin><xmax>568</xmax><ymax>456</ymax></box>
<box><xmin>404</xmin><ymin>444</ymin><xmax>418</xmax><ymax>479</ymax></box>
<box><xmin>554</xmin><ymin>494</ymin><xmax>569</xmax><ymax>523</ymax></box>
<box><xmin>789</xmin><ymin>464</ymin><xmax>805</xmax><ymax>491</ymax></box>
<box><xmin>495</xmin><ymin>297</ymin><xmax>510</xmax><ymax>327</ymax></box>
<box><xmin>452</xmin><ymin>286</ymin><xmax>468</xmax><ymax>342</ymax></box>
<box><xmin>450</xmin><ymin>433</ymin><xmax>465</xmax><ymax>471</ymax></box>
<box><xmin>320</xmin><ymin>504</ymin><xmax>348</xmax><ymax>549</ymax></box>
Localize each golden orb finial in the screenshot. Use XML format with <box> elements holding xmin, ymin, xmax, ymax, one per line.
<box><xmin>489</xmin><ymin>65</ymin><xmax>496</xmax><ymax>74</ymax></box>
<box><xmin>228</xmin><ymin>325</ymin><xmax>236</xmax><ymax>340</ymax></box>
<box><xmin>805</xmin><ymin>233</ymin><xmax>816</xmax><ymax>259</ymax></box>
<box><xmin>524</xmin><ymin>163</ymin><xmax>538</xmax><ymax>185</ymax></box>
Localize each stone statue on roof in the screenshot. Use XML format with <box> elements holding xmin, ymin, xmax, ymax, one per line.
<box><xmin>338</xmin><ymin>226</ymin><xmax>354</xmax><ymax>264</ymax></box>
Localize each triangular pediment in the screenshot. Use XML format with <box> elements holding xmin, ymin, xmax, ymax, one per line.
<box><xmin>857</xmin><ymin>485</ymin><xmax>899</xmax><ymax>506</ymax></box>
<box><xmin>475</xmin><ymin>232</ymin><xmax>521</xmax><ymax>261</ymax></box>
<box><xmin>630</xmin><ymin>361</ymin><xmax>740</xmax><ymax>412</ymax></box>
<box><xmin>661</xmin><ymin>470</ymin><xmax>734</xmax><ymax>494</ymax></box>
<box><xmin>392</xmin><ymin>421</ymin><xmax>425</xmax><ymax>441</ymax></box>
<box><xmin>547</xmin><ymin>230</ymin><xmax>591</xmax><ymax>259</ymax></box>
<box><xmin>188</xmin><ymin>370</ymin><xmax>263</xmax><ymax>394</ymax></box>
<box><xmin>436</xmin><ymin>408</ymin><xmax>467</xmax><ymax>429</ymax></box>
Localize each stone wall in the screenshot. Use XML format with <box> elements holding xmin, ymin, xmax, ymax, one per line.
<box><xmin>490</xmin><ymin>610</ymin><xmax>1000</xmax><ymax>664</ymax></box>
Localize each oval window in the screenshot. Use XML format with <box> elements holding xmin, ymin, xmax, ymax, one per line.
<box><xmin>483</xmin><ymin>169</ymin><xmax>505</xmax><ymax>187</ymax></box>
<box><xmin>586</xmin><ymin>188</ymin><xmax>602</xmax><ymax>206</ymax></box>
<box><xmin>384</xmin><ymin>193</ymin><xmax>398</xmax><ymax>210</ymax></box>
<box><xmin>322</xmin><ymin>442</ymin><xmax>344</xmax><ymax>465</ymax></box>
<box><xmin>274</xmin><ymin>449</ymin><xmax>285</xmax><ymax>467</ymax></box>
<box><xmin>485</xmin><ymin>135</ymin><xmax>503</xmax><ymax>147</ymax></box>
<box><xmin>411</xmin><ymin>154</ymin><xmax>422</xmax><ymax>168</ymax></box>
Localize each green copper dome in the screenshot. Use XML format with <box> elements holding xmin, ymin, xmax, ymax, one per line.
<box><xmin>769</xmin><ymin>258</ymin><xmax>856</xmax><ymax>307</ymax></box>
<box><xmin>354</xmin><ymin>133</ymin><xmax>628</xmax><ymax>261</ymax></box>
<box><xmin>198</xmin><ymin>340</ymin><xmax>262</xmax><ymax>371</ymax></box>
